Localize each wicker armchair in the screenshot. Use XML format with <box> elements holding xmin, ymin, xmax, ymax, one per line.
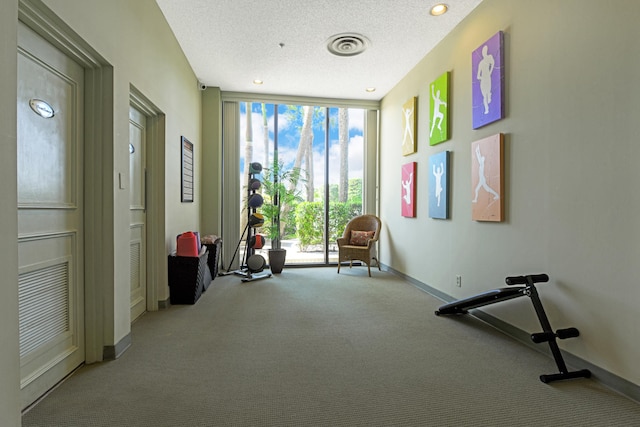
<box><xmin>336</xmin><ymin>214</ymin><xmax>381</xmax><ymax>277</ymax></box>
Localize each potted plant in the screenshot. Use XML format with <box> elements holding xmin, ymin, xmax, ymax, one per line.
<box><xmin>260</xmin><ymin>162</ymin><xmax>305</xmax><ymax>273</ymax></box>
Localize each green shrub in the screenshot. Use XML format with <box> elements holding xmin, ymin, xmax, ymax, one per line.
<box><xmin>295</xmin><ymin>202</ymin><xmax>362</xmax><ymax>251</ymax></box>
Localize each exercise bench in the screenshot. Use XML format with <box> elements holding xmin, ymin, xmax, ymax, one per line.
<box><xmin>435</xmin><ymin>273</ymin><xmax>591</xmax><ymax>383</ymax></box>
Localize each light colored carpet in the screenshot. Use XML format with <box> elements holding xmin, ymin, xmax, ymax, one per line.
<box><xmin>22</xmin><ymin>267</ymin><xmax>640</xmax><ymax>426</ymax></box>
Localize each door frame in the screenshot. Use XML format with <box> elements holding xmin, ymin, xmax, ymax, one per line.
<box><xmin>130</xmin><ymin>87</ymin><xmax>165</xmax><ymax>313</ymax></box>
<box><xmin>19</xmin><ymin>0</ymin><xmax>113</xmax><ymax>364</ymax></box>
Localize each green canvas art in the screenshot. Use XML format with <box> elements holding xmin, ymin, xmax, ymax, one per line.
<box><xmin>429</xmin><ymin>71</ymin><xmax>449</xmax><ymax>146</ymax></box>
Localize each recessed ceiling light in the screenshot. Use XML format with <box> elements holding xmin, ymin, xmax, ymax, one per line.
<box><xmin>253</xmin><ymin>79</ymin><xmax>263</xmax><ymax>85</ymax></box>
<box><xmin>365</xmin><ymin>87</ymin><xmax>376</xmax><ymax>93</ymax></box>
<box><xmin>430</xmin><ymin>3</ymin><xmax>448</xmax><ymax>16</ymax></box>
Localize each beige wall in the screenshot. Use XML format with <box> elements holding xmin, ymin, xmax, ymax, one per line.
<box><xmin>380</xmin><ymin>0</ymin><xmax>640</xmax><ymax>386</ymax></box>
<box><xmin>40</xmin><ymin>0</ymin><xmax>203</xmax><ymax>337</ymax></box>
<box><xmin>1</xmin><ymin>2</ymin><xmax>22</xmax><ymax>425</ymax></box>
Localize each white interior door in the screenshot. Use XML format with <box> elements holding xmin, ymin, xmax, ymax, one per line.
<box><xmin>129</xmin><ymin>105</ymin><xmax>147</xmax><ymax>322</ymax></box>
<box><xmin>17</xmin><ymin>22</ymin><xmax>85</xmax><ymax>409</ymax></box>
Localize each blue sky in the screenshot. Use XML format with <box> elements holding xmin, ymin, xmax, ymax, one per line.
<box><xmin>239</xmin><ymin>103</ymin><xmax>364</xmax><ymax>187</ymax></box>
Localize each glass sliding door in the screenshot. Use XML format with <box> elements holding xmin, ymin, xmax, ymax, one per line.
<box><xmin>239</xmin><ymin>102</ymin><xmax>365</xmax><ymax>266</ymax></box>
<box><xmin>327</xmin><ymin>107</ymin><xmax>364</xmax><ymax>263</ymax></box>
<box><xmin>278</xmin><ymin>105</ymin><xmax>326</xmax><ymax>263</ymax></box>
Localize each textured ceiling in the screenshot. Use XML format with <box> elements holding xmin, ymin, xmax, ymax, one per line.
<box><xmin>155</xmin><ymin>0</ymin><xmax>483</xmax><ymax>101</ymax></box>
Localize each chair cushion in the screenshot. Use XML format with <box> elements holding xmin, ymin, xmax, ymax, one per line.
<box><xmin>350</xmin><ymin>230</ymin><xmax>375</xmax><ymax>246</ymax></box>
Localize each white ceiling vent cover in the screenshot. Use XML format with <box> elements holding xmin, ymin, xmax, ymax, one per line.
<box><xmin>326</xmin><ymin>33</ymin><xmax>371</xmax><ymax>57</ymax></box>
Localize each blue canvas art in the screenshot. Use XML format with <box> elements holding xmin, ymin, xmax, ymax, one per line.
<box><xmin>472</xmin><ymin>31</ymin><xmax>504</xmax><ymax>129</ymax></box>
<box><xmin>429</xmin><ymin>151</ymin><xmax>450</xmax><ymax>219</ymax></box>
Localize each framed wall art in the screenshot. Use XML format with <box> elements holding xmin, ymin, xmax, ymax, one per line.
<box><xmin>429</xmin><ymin>71</ymin><xmax>450</xmax><ymax>146</ymax></box>
<box><xmin>429</xmin><ymin>151</ymin><xmax>450</xmax><ymax>219</ymax></box>
<box><xmin>401</xmin><ymin>162</ymin><xmax>416</xmax><ymax>217</ymax></box>
<box><xmin>472</xmin><ymin>31</ymin><xmax>504</xmax><ymax>129</ymax></box>
<box><xmin>402</xmin><ymin>97</ymin><xmax>417</xmax><ymax>156</ymax></box>
<box><xmin>181</xmin><ymin>136</ymin><xmax>194</xmax><ymax>203</ymax></box>
<box><xmin>471</xmin><ymin>133</ymin><xmax>503</xmax><ymax>221</ymax></box>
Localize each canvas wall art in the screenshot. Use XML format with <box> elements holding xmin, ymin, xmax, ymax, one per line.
<box><xmin>472</xmin><ymin>31</ymin><xmax>504</xmax><ymax>129</ymax></box>
<box><xmin>401</xmin><ymin>162</ymin><xmax>416</xmax><ymax>217</ymax></box>
<box><xmin>429</xmin><ymin>151</ymin><xmax>450</xmax><ymax>219</ymax></box>
<box><xmin>402</xmin><ymin>97</ymin><xmax>417</xmax><ymax>156</ymax></box>
<box><xmin>471</xmin><ymin>133</ymin><xmax>503</xmax><ymax>221</ymax></box>
<box><xmin>429</xmin><ymin>72</ymin><xmax>450</xmax><ymax>146</ymax></box>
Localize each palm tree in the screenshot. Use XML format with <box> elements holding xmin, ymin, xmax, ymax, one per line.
<box><xmin>338</xmin><ymin>108</ymin><xmax>349</xmax><ymax>202</ymax></box>
<box><xmin>289</xmin><ymin>105</ymin><xmax>315</xmax><ymax>200</ymax></box>
<box><xmin>261</xmin><ymin>103</ymin><xmax>269</xmax><ymax>171</ymax></box>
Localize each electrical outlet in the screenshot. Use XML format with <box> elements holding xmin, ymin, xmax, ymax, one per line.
<box><xmin>456</xmin><ymin>275</ymin><xmax>462</xmax><ymax>287</ymax></box>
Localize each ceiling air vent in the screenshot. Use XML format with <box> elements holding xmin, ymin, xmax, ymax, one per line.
<box><xmin>326</xmin><ymin>33</ymin><xmax>370</xmax><ymax>57</ymax></box>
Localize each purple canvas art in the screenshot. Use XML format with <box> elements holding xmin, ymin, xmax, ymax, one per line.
<box><xmin>472</xmin><ymin>31</ymin><xmax>504</xmax><ymax>129</ymax></box>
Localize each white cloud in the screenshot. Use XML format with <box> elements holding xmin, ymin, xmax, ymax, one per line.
<box><xmin>348</xmin><ymin>108</ymin><xmax>364</xmax><ymax>131</ymax></box>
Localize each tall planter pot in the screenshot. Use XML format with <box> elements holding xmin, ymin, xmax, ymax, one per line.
<box><xmin>268</xmin><ymin>248</ymin><xmax>286</xmax><ymax>274</ymax></box>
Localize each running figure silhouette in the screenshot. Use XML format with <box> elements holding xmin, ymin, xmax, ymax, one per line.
<box><xmin>476</xmin><ymin>45</ymin><xmax>495</xmax><ymax>115</ymax></box>
<box><xmin>472</xmin><ymin>144</ymin><xmax>499</xmax><ymax>202</ymax></box>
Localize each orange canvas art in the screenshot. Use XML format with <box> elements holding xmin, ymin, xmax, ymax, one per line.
<box><xmin>471</xmin><ymin>133</ymin><xmax>503</xmax><ymax>221</ymax></box>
